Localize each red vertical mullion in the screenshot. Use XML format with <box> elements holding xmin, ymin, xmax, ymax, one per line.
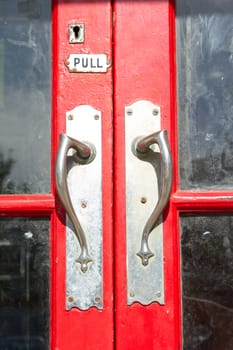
<box><xmin>51</xmin><ymin>2</ymin><xmax>58</xmax><ymax>349</ymax></box>
<box><xmin>169</xmin><ymin>0</ymin><xmax>183</xmax><ymax>348</ymax></box>
<box><xmin>113</xmin><ymin>1</ymin><xmax>179</xmax><ymax>348</ymax></box>
<box><xmin>54</xmin><ymin>1</ymin><xmax>114</xmax><ymax>349</ymax></box>
<box><xmin>51</xmin><ymin>0</ymin><xmax>59</xmax><ymax>196</ymax></box>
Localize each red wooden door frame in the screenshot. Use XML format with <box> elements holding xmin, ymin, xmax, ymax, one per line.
<box><xmin>6</xmin><ymin>1</ymin><xmax>231</xmax><ymax>349</ymax></box>
<box><xmin>9</xmin><ymin>1</ymin><xmax>232</xmax><ymax>349</ymax></box>
<box><xmin>1</xmin><ymin>1</ymin><xmax>232</xmax><ymax>349</ymax></box>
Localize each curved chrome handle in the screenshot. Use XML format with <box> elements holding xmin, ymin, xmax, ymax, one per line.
<box><xmin>135</xmin><ymin>130</ymin><xmax>173</xmax><ymax>266</ymax></box>
<box><xmin>55</xmin><ymin>133</ymin><xmax>95</xmax><ymax>273</ymax></box>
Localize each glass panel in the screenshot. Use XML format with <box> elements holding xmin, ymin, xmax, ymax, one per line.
<box><xmin>176</xmin><ymin>1</ymin><xmax>233</xmax><ymax>189</ymax></box>
<box><xmin>0</xmin><ymin>0</ymin><xmax>51</xmax><ymax>194</ymax></box>
<box><xmin>181</xmin><ymin>215</ymin><xmax>233</xmax><ymax>349</ymax></box>
<box><xmin>0</xmin><ymin>218</ymin><xmax>50</xmax><ymax>349</ymax></box>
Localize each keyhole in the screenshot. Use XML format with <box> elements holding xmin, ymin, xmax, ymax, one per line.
<box><xmin>73</xmin><ymin>26</ymin><xmax>80</xmax><ymax>39</ymax></box>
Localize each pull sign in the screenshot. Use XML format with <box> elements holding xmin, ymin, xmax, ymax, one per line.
<box><xmin>66</xmin><ymin>54</ymin><xmax>110</xmax><ymax>73</ymax></box>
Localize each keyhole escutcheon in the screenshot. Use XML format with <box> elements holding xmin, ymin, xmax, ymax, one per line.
<box><xmin>69</xmin><ymin>23</ymin><xmax>84</xmax><ymax>43</ymax></box>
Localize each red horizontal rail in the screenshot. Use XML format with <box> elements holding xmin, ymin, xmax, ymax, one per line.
<box><xmin>1</xmin><ymin>191</ymin><xmax>232</xmax><ymax>213</ymax></box>
<box><xmin>0</xmin><ymin>194</ymin><xmax>55</xmax><ymax>214</ymax></box>
<box><xmin>172</xmin><ymin>191</ymin><xmax>233</xmax><ymax>211</ymax></box>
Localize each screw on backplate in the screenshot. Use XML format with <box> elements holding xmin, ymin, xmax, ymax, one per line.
<box><xmin>152</xmin><ymin>109</ymin><xmax>159</xmax><ymax>116</ymax></box>
<box><xmin>81</xmin><ymin>201</ymin><xmax>87</xmax><ymax>208</ymax></box>
<box><xmin>141</xmin><ymin>197</ymin><xmax>147</xmax><ymax>204</ymax></box>
<box><xmin>94</xmin><ymin>114</ymin><xmax>99</xmax><ymax>120</ymax></box>
<box><xmin>94</xmin><ymin>296</ymin><xmax>101</xmax><ymax>303</ymax></box>
<box><xmin>127</xmin><ymin>109</ymin><xmax>133</xmax><ymax>116</ymax></box>
<box><xmin>68</xmin><ymin>114</ymin><xmax>73</xmax><ymax>120</ymax></box>
<box><xmin>67</xmin><ymin>296</ymin><xmax>74</xmax><ymax>303</ymax></box>
<box><xmin>129</xmin><ymin>291</ymin><xmax>135</xmax><ymax>298</ymax></box>
<box><xmin>156</xmin><ymin>291</ymin><xmax>161</xmax><ymax>298</ymax></box>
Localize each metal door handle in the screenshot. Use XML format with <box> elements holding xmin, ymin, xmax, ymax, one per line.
<box><xmin>55</xmin><ymin>133</ymin><xmax>95</xmax><ymax>273</ymax></box>
<box><xmin>135</xmin><ymin>130</ymin><xmax>173</xmax><ymax>266</ymax></box>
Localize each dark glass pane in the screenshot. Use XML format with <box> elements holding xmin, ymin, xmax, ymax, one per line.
<box><xmin>0</xmin><ymin>218</ymin><xmax>50</xmax><ymax>349</ymax></box>
<box><xmin>181</xmin><ymin>215</ymin><xmax>233</xmax><ymax>349</ymax></box>
<box><xmin>176</xmin><ymin>0</ymin><xmax>233</xmax><ymax>189</ymax></box>
<box><xmin>0</xmin><ymin>0</ymin><xmax>51</xmax><ymax>194</ymax></box>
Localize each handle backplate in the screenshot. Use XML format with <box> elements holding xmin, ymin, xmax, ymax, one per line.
<box><xmin>125</xmin><ymin>100</ymin><xmax>165</xmax><ymax>306</ymax></box>
<box><xmin>65</xmin><ymin>105</ymin><xmax>103</xmax><ymax>311</ymax></box>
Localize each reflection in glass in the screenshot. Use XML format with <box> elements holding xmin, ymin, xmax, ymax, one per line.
<box><xmin>0</xmin><ymin>218</ymin><xmax>50</xmax><ymax>349</ymax></box>
<box><xmin>181</xmin><ymin>215</ymin><xmax>233</xmax><ymax>349</ymax></box>
<box><xmin>0</xmin><ymin>0</ymin><xmax>51</xmax><ymax>193</ymax></box>
<box><xmin>176</xmin><ymin>0</ymin><xmax>233</xmax><ymax>189</ymax></box>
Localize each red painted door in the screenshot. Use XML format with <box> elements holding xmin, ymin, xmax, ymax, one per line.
<box><xmin>113</xmin><ymin>1</ymin><xmax>180</xmax><ymax>349</ymax></box>
<box><xmin>1</xmin><ymin>0</ymin><xmax>233</xmax><ymax>349</ymax></box>
<box><xmin>54</xmin><ymin>1</ymin><xmax>179</xmax><ymax>349</ymax></box>
<box><xmin>55</xmin><ymin>1</ymin><xmax>180</xmax><ymax>348</ymax></box>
